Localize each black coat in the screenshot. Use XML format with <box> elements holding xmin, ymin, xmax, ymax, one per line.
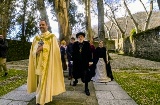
<box><xmin>72</xmin><ymin>41</ymin><xmax>92</xmax><ymax>82</ymax></box>
<box><xmin>94</xmin><ymin>47</ymin><xmax>107</xmax><ymax>64</ymax></box>
<box><xmin>66</xmin><ymin>43</ymin><xmax>74</xmax><ymax>61</ymax></box>
<box><xmin>0</xmin><ymin>39</ymin><xmax>8</xmax><ymax>58</ymax></box>
<box><xmin>60</xmin><ymin>46</ymin><xmax>66</xmax><ymax>62</ymax></box>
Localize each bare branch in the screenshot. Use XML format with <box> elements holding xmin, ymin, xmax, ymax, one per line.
<box><xmin>123</xmin><ymin>0</ymin><xmax>139</xmax><ymax>33</ymax></box>
<box><xmin>143</xmin><ymin>0</ymin><xmax>153</xmax><ymax>31</ymax></box>
<box><xmin>139</xmin><ymin>0</ymin><xmax>148</xmax><ymax>15</ymax></box>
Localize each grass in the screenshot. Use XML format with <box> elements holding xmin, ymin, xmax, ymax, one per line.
<box><xmin>113</xmin><ymin>71</ymin><xmax>160</xmax><ymax>105</ymax></box>
<box><xmin>0</xmin><ymin>69</ymin><xmax>27</xmax><ymax>97</ymax></box>
<box><xmin>119</xmin><ymin>66</ymin><xmax>159</xmax><ymax>71</ymax></box>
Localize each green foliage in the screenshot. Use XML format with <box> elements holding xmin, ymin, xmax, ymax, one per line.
<box><xmin>68</xmin><ymin>1</ymin><xmax>78</xmax><ymax>29</ymax></box>
<box><xmin>6</xmin><ymin>0</ymin><xmax>39</xmax><ymax>41</ymax></box>
<box><xmin>113</xmin><ymin>71</ymin><xmax>160</xmax><ymax>105</ymax></box>
<box><xmin>0</xmin><ymin>69</ymin><xmax>27</xmax><ymax>97</ymax></box>
<box><xmin>6</xmin><ymin>39</ymin><xmax>31</xmax><ymax>61</ymax></box>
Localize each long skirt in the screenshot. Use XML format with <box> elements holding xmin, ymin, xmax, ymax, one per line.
<box><xmin>92</xmin><ymin>58</ymin><xmax>111</xmax><ymax>83</ymax></box>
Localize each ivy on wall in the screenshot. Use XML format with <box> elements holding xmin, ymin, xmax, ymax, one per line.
<box><xmin>124</xmin><ymin>26</ymin><xmax>160</xmax><ymax>62</ymax></box>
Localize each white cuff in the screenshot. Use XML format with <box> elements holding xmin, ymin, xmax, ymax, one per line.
<box><xmin>89</xmin><ymin>62</ymin><xmax>93</xmax><ymax>65</ymax></box>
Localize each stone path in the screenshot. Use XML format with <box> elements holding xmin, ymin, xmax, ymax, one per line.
<box><xmin>110</xmin><ymin>54</ymin><xmax>160</xmax><ymax>70</ymax></box>
<box><xmin>0</xmin><ymin>53</ymin><xmax>142</xmax><ymax>105</ymax></box>
<box><xmin>0</xmin><ymin>78</ymin><xmax>137</xmax><ymax>105</ymax></box>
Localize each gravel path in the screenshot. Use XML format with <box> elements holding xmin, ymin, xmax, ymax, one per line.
<box><xmin>6</xmin><ymin>60</ymin><xmax>29</xmax><ymax>70</ymax></box>
<box><xmin>110</xmin><ymin>53</ymin><xmax>160</xmax><ymax>72</ymax></box>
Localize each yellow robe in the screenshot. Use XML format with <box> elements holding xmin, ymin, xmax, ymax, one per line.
<box><xmin>27</xmin><ymin>31</ymin><xmax>66</xmax><ymax>104</ymax></box>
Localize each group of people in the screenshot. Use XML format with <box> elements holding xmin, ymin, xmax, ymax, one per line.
<box><xmin>0</xmin><ymin>19</ymin><xmax>114</xmax><ymax>105</ymax></box>
<box><xmin>26</xmin><ymin>20</ymin><xmax>113</xmax><ymax>105</ymax></box>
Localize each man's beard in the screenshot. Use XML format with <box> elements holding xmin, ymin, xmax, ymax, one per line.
<box><xmin>40</xmin><ymin>28</ymin><xmax>46</xmax><ymax>33</ymax></box>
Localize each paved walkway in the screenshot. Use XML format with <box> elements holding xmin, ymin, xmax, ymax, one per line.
<box><xmin>0</xmin><ymin>54</ymin><xmax>139</xmax><ymax>105</ymax></box>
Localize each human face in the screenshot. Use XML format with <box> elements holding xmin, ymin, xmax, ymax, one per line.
<box><xmin>0</xmin><ymin>35</ymin><xmax>3</xmax><ymax>39</ymax></box>
<box><xmin>78</xmin><ymin>35</ymin><xmax>85</xmax><ymax>43</ymax></box>
<box><xmin>70</xmin><ymin>39</ymin><xmax>75</xmax><ymax>43</ymax></box>
<box><xmin>39</xmin><ymin>21</ymin><xmax>48</xmax><ymax>33</ymax></box>
<box><xmin>99</xmin><ymin>41</ymin><xmax>103</xmax><ymax>48</ymax></box>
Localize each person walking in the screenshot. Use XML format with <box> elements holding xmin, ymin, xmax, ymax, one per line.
<box><xmin>92</xmin><ymin>40</ymin><xmax>112</xmax><ymax>82</ymax></box>
<box><xmin>27</xmin><ymin>20</ymin><xmax>66</xmax><ymax>105</ymax></box>
<box><xmin>60</xmin><ymin>40</ymin><xmax>67</xmax><ymax>70</ymax></box>
<box><xmin>0</xmin><ymin>35</ymin><xmax>8</xmax><ymax>76</ymax></box>
<box><xmin>66</xmin><ymin>37</ymin><xmax>75</xmax><ymax>80</ymax></box>
<box><xmin>72</xmin><ymin>32</ymin><xmax>93</xmax><ymax>96</ymax></box>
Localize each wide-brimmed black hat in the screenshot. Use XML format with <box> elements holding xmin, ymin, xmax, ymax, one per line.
<box><xmin>76</xmin><ymin>32</ymin><xmax>85</xmax><ymax>38</ymax></box>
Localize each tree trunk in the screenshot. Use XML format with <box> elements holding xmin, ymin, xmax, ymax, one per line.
<box><xmin>104</xmin><ymin>22</ymin><xmax>113</xmax><ymax>40</ymax></box>
<box><xmin>53</xmin><ymin>0</ymin><xmax>69</xmax><ymax>41</ymax></box>
<box><xmin>85</xmin><ymin>0</ymin><xmax>92</xmax><ymax>41</ymax></box>
<box><xmin>0</xmin><ymin>0</ymin><xmax>13</xmax><ymax>38</ymax></box>
<box><xmin>97</xmin><ymin>0</ymin><xmax>105</xmax><ymax>42</ymax></box>
<box><xmin>157</xmin><ymin>0</ymin><xmax>160</xmax><ymax>10</ymax></box>
<box><xmin>21</xmin><ymin>0</ymin><xmax>27</xmax><ymax>42</ymax></box>
<box><xmin>37</xmin><ymin>0</ymin><xmax>52</xmax><ymax>32</ymax></box>
<box><xmin>143</xmin><ymin>0</ymin><xmax>153</xmax><ymax>31</ymax></box>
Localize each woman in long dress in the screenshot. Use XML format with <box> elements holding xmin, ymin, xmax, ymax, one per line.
<box><xmin>92</xmin><ymin>40</ymin><xmax>111</xmax><ymax>83</ymax></box>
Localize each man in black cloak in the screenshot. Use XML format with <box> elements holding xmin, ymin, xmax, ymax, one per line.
<box><xmin>71</xmin><ymin>32</ymin><xmax>93</xmax><ymax>96</ymax></box>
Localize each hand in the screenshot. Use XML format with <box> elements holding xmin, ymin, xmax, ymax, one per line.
<box><xmin>36</xmin><ymin>46</ymin><xmax>43</xmax><ymax>55</ymax></box>
<box><xmin>89</xmin><ymin>62</ymin><xmax>93</xmax><ymax>66</ymax></box>
<box><xmin>70</xmin><ymin>61</ymin><xmax>73</xmax><ymax>64</ymax></box>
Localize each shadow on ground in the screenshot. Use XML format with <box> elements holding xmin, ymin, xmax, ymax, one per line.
<box><xmin>28</xmin><ymin>77</ymin><xmax>98</xmax><ymax>105</ymax></box>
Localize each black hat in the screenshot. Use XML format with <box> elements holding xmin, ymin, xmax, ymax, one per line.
<box><xmin>76</xmin><ymin>32</ymin><xmax>85</xmax><ymax>38</ymax></box>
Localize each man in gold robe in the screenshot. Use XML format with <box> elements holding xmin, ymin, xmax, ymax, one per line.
<box><xmin>27</xmin><ymin>20</ymin><xmax>66</xmax><ymax>105</ymax></box>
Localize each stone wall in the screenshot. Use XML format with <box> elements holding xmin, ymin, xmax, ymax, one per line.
<box><xmin>123</xmin><ymin>26</ymin><xmax>160</xmax><ymax>61</ymax></box>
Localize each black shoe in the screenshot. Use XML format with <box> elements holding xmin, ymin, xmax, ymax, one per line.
<box><xmin>111</xmin><ymin>78</ymin><xmax>114</xmax><ymax>81</ymax></box>
<box><xmin>85</xmin><ymin>90</ymin><xmax>90</xmax><ymax>96</ymax></box>
<box><xmin>4</xmin><ymin>72</ymin><xmax>8</xmax><ymax>76</ymax></box>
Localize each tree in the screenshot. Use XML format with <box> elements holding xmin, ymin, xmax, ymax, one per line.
<box><xmin>83</xmin><ymin>0</ymin><xmax>92</xmax><ymax>41</ymax></box>
<box><xmin>68</xmin><ymin>1</ymin><xmax>78</xmax><ymax>35</ymax></box>
<box><xmin>143</xmin><ymin>0</ymin><xmax>153</xmax><ymax>31</ymax></box>
<box><xmin>0</xmin><ymin>0</ymin><xmax>16</xmax><ymax>38</ymax></box>
<box><xmin>97</xmin><ymin>0</ymin><xmax>105</xmax><ymax>42</ymax></box>
<box><xmin>104</xmin><ymin>2</ymin><xmax>127</xmax><ymax>38</ymax></box>
<box><xmin>15</xmin><ymin>0</ymin><xmax>39</xmax><ymax>42</ymax></box>
<box><xmin>48</xmin><ymin>0</ymin><xmax>69</xmax><ymax>41</ymax></box>
<box><xmin>123</xmin><ymin>0</ymin><xmax>154</xmax><ymax>33</ymax></box>
<box><xmin>91</xmin><ymin>3</ymin><xmax>114</xmax><ymax>40</ymax></box>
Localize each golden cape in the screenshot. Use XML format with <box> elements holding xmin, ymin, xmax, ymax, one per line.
<box><xmin>27</xmin><ymin>31</ymin><xmax>66</xmax><ymax>104</ymax></box>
